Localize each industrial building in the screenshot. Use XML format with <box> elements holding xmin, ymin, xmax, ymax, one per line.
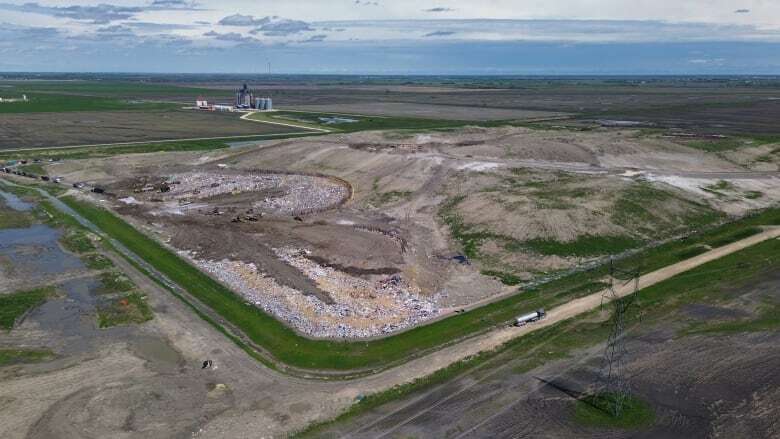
<box><xmin>235</xmin><ymin>84</ymin><xmax>272</xmax><ymax>110</ymax></box>
<box><xmin>195</xmin><ymin>85</ymin><xmax>272</xmax><ymax>112</ymax></box>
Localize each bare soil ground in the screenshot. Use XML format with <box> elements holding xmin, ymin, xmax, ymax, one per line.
<box><xmin>0</xmin><ymin>110</ymin><xmax>297</xmax><ymax>149</ymax></box>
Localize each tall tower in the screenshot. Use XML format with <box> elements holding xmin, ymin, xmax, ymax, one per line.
<box><xmin>598</xmin><ymin>259</ymin><xmax>642</xmax><ymax>417</ymax></box>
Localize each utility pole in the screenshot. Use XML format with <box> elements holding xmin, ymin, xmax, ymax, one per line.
<box><xmin>598</xmin><ymin>258</ymin><xmax>641</xmax><ymax>417</ymax></box>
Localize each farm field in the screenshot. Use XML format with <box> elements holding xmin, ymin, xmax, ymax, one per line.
<box><xmin>285</xmin><ymin>102</ymin><xmax>566</xmax><ymax>121</ymax></box>
<box><xmin>0</xmin><ymin>110</ymin><xmax>302</xmax><ymax>149</ymax></box>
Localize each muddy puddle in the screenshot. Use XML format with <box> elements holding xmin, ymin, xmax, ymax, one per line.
<box><xmin>0</xmin><ymin>189</ymin><xmax>33</xmax><ymax>211</ymax></box>
<box><xmin>0</xmin><ymin>225</ymin><xmax>84</xmax><ymax>277</ymax></box>
<box><xmin>0</xmin><ymin>186</ymin><xmax>177</xmax><ymax>364</ymax></box>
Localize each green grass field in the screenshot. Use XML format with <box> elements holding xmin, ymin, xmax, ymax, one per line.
<box><xmin>0</xmin><ymin>287</ymin><xmax>53</xmax><ymax>330</ymax></box>
<box><xmin>0</xmin><ymin>93</ymin><xmax>177</xmax><ymax>114</ymax></box>
<box><xmin>58</xmin><ymin>193</ymin><xmax>780</xmax><ymax>371</ymax></box>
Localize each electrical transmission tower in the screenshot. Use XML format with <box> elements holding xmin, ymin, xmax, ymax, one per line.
<box><xmin>598</xmin><ymin>258</ymin><xmax>642</xmax><ymax>417</ymax></box>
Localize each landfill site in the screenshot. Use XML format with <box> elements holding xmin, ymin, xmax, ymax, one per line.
<box><xmin>50</xmin><ymin>124</ymin><xmax>780</xmax><ymax>339</ymax></box>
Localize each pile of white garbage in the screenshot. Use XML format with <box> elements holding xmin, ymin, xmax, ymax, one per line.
<box><xmin>162</xmin><ymin>172</ymin><xmax>348</xmax><ymax>215</ymax></box>
<box><xmin>196</xmin><ymin>247</ymin><xmax>439</xmax><ymax>338</ymax></box>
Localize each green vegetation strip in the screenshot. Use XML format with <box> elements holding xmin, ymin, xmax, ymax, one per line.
<box><xmin>0</xmin><ymin>348</ymin><xmax>54</xmax><ymax>367</ymax></box>
<box><xmin>58</xmin><ymin>194</ymin><xmax>780</xmax><ymax>371</ymax></box>
<box><xmin>0</xmin><ymin>287</ymin><xmax>53</xmax><ymax>330</ymax></box>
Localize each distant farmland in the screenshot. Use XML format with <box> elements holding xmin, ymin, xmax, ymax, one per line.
<box><xmin>0</xmin><ymin>110</ymin><xmax>302</xmax><ymax>149</ymax></box>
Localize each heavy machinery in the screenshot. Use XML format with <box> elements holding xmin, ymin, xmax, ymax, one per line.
<box><xmin>515</xmin><ymin>309</ymin><xmax>546</xmax><ymax>326</ymax></box>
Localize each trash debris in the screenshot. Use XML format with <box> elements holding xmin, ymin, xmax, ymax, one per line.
<box><xmin>195</xmin><ymin>247</ymin><xmax>440</xmax><ymax>339</ymax></box>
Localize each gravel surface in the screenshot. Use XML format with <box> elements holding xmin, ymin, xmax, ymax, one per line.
<box><xmin>163</xmin><ymin>171</ymin><xmax>348</xmax><ymax>216</ymax></box>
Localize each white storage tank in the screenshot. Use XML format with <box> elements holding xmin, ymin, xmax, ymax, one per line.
<box><xmin>515</xmin><ymin>309</ymin><xmax>546</xmax><ymax>326</ymax></box>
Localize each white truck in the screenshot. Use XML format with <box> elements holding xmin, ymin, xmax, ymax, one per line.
<box><xmin>515</xmin><ymin>309</ymin><xmax>546</xmax><ymax>326</ymax></box>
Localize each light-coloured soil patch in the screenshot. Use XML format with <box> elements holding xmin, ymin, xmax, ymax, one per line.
<box><xmin>645</xmin><ymin>174</ymin><xmax>780</xmax><ymax>215</ymax></box>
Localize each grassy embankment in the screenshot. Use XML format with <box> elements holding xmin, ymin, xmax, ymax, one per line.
<box><xmin>296</xmin><ymin>235</ymin><xmax>780</xmax><ymax>436</ymax></box>
<box><xmin>0</xmin><ymin>287</ymin><xmax>55</xmax><ymax>330</ymax></box>
<box><xmin>58</xmin><ymin>192</ymin><xmax>780</xmax><ymax>371</ymax></box>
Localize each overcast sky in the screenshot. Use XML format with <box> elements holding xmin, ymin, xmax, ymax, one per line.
<box><xmin>0</xmin><ymin>0</ymin><xmax>779</xmax><ymax>74</ymax></box>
